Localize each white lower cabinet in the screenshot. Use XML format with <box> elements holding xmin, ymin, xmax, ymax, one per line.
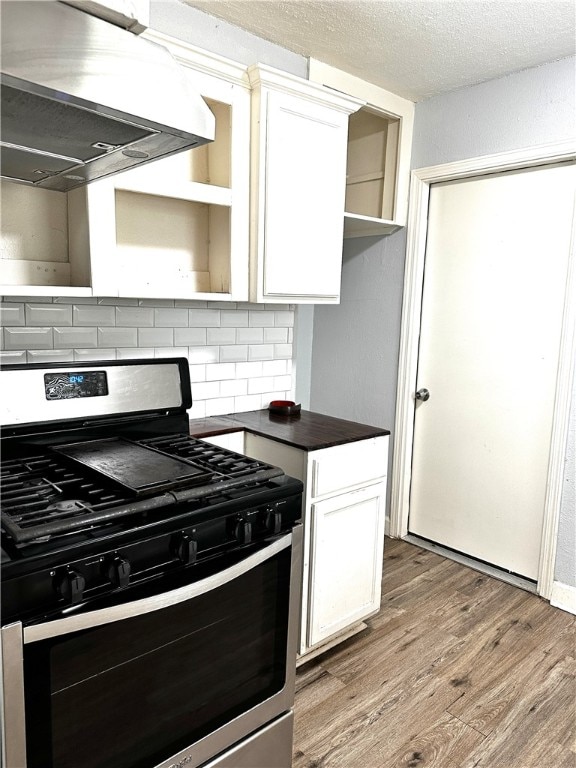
<box><xmin>308</xmin><ymin>483</ymin><xmax>386</xmax><ymax>647</ymax></box>
<box><xmin>243</xmin><ymin>431</ymin><xmax>389</xmax><ymax>660</ymax></box>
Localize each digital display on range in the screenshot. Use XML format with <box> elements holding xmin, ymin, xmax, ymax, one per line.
<box><xmin>44</xmin><ymin>371</ymin><xmax>109</xmax><ymax>400</ymax></box>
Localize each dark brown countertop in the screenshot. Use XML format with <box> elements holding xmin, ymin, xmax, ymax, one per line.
<box><xmin>189</xmin><ymin>409</ymin><xmax>389</xmax><ymax>451</ymax></box>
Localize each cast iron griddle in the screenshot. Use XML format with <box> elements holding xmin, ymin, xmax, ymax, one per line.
<box><xmin>53</xmin><ymin>437</ymin><xmax>213</xmax><ymax>495</ymax></box>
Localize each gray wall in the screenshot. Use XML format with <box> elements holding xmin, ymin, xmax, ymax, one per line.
<box><xmin>150</xmin><ymin>0</ymin><xmax>307</xmax><ymax>76</ymax></box>
<box><xmin>310</xmin><ymin>56</ymin><xmax>576</xmax><ymax>587</ymax></box>
<box><xmin>309</xmin><ymin>232</ymin><xmax>406</xmax><ymax>430</ymax></box>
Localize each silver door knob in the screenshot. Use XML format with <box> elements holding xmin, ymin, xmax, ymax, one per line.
<box><xmin>415</xmin><ymin>388</ymin><xmax>430</xmax><ymax>401</ymax></box>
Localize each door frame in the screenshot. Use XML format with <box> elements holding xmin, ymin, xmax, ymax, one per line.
<box><xmin>390</xmin><ymin>140</ymin><xmax>576</xmax><ymax>599</ymax></box>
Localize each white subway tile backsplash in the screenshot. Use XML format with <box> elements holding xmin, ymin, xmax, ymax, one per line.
<box><xmin>274</xmin><ymin>344</ymin><xmax>292</xmax><ymax>359</ymax></box>
<box><xmin>10</xmin><ymin>295</ymin><xmax>53</xmax><ymax>303</ymax></box>
<box><xmin>75</xmin><ymin>348</ymin><xmax>117</xmax><ymax>361</ymax></box>
<box><xmin>174</xmin><ymin>300</ymin><xmax>208</xmax><ymax>308</ymax></box>
<box><xmin>54</xmin><ymin>326</ymin><xmax>97</xmax><ymax>348</ymax></box>
<box><xmin>234</xmin><ymin>394</ymin><xmax>262</xmax><ymax>412</ymax></box>
<box><xmin>187</xmin><ymin>346</ymin><xmax>219</xmax><ymax>364</ymax></box>
<box><xmin>54</xmin><ymin>296</ymin><xmax>98</xmax><ymax>304</ymax></box>
<box><xmin>0</xmin><ymin>350</ymin><xmax>27</xmax><ymax>364</ymax></box>
<box><xmin>97</xmin><ymin>327</ymin><xmax>138</xmax><ymax>348</ymax></box>
<box><xmin>138</xmin><ymin>328</ymin><xmax>173</xmax><ymax>347</ymax></box>
<box><xmin>248</xmin><ymin>344</ymin><xmax>274</xmax><ymax>361</ymax></box>
<box><xmin>273</xmin><ymin>375</ymin><xmax>292</xmax><ymax>390</ymax></box>
<box><xmin>97</xmin><ymin>297</ymin><xmax>138</xmax><ymax>306</ymax></box>
<box><xmin>27</xmin><ymin>349</ymin><xmax>74</xmax><ymax>363</ymax></box>
<box><xmin>192</xmin><ymin>380</ymin><xmax>221</xmax><ymax>400</ymax></box>
<box><xmin>220</xmin><ymin>345</ymin><xmax>248</xmax><ymax>363</ymax></box>
<box><xmin>262</xmin><ymin>360</ymin><xmax>288</xmax><ymax>376</ymax></box>
<box><xmin>207</xmin><ymin>328</ymin><xmax>235</xmax><ymax>345</ymax></box>
<box><xmin>221</xmin><ymin>310</ymin><xmax>247</xmax><ymax>327</ymax></box>
<box><xmin>73</xmin><ymin>304</ymin><xmax>115</xmax><ymax>326</ymax></box>
<box><xmin>5</xmin><ymin>297</ymin><xmax>294</xmax><ymax>418</ymax></box>
<box><xmin>188</xmin><ymin>364</ymin><xmax>207</xmax><ymax>382</ymax></box>
<box><xmin>5</xmin><ymin>327</ymin><xmax>53</xmax><ymax>350</ymax></box>
<box><xmin>115</xmin><ymin>306</ymin><xmax>154</xmax><ymax>327</ymax></box>
<box><xmin>153</xmin><ymin>347</ymin><xmax>189</xmax><ymax>358</ymax></box>
<box><xmin>263</xmin><ymin>327</ymin><xmax>288</xmax><ymax>343</ymax></box>
<box><xmin>27</xmin><ymin>303</ymin><xmax>72</xmax><ymax>326</ymax></box>
<box><xmin>248</xmin><ymin>377</ymin><xmax>275</xmax><ymax>395</ymax></box>
<box><xmin>236</xmin><ymin>361</ymin><xmax>263</xmax><ymax>379</ymax></box>
<box><xmin>189</xmin><ymin>400</ymin><xmax>207</xmax><ymax>418</ymax></box>
<box><xmin>205</xmin><ymin>397</ymin><xmax>235</xmax><ymax>416</ymax></box>
<box><xmin>237</xmin><ymin>327</ymin><xmax>264</xmax><ymax>344</ymax></box>
<box><xmin>206</xmin><ymin>362</ymin><xmax>236</xmax><ymax>381</ymax></box>
<box><xmin>174</xmin><ymin>328</ymin><xmax>207</xmax><ymax>346</ymax></box>
<box><xmin>0</xmin><ymin>303</ymin><xmax>25</xmax><ymax>326</ymax></box>
<box><xmin>274</xmin><ymin>311</ymin><xmax>294</xmax><ymax>327</ymax></box>
<box><xmin>248</xmin><ymin>311</ymin><xmax>275</xmax><ymax>327</ymax></box>
<box><xmin>220</xmin><ymin>378</ymin><xmax>248</xmax><ymax>397</ymax></box>
<box><xmin>189</xmin><ymin>309</ymin><xmax>220</xmax><ymax>327</ymax></box>
<box><xmin>154</xmin><ymin>308</ymin><xmax>189</xmax><ymax>327</ymax></box>
<box><xmin>139</xmin><ymin>299</ymin><xmax>175</xmax><ymax>307</ymax></box>
<box><xmin>116</xmin><ymin>348</ymin><xmax>154</xmax><ymax>359</ymax></box>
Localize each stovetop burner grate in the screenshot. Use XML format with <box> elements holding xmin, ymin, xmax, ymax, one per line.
<box><xmin>139</xmin><ymin>434</ymin><xmax>272</xmax><ymax>478</ymax></box>
<box><xmin>1</xmin><ymin>434</ymin><xmax>283</xmax><ymax>547</ymax></box>
<box><xmin>1</xmin><ymin>454</ymin><xmax>133</xmax><ymax>537</ymax></box>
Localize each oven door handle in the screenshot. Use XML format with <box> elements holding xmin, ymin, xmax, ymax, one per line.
<box><xmin>23</xmin><ymin>533</ymin><xmax>294</xmax><ymax>644</ymax></box>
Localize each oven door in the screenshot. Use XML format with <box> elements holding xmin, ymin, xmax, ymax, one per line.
<box><xmin>1</xmin><ymin>525</ymin><xmax>303</xmax><ymax>768</ymax></box>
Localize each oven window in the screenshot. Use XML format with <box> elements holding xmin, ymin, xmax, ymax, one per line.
<box><xmin>23</xmin><ymin>546</ymin><xmax>292</xmax><ymax>768</ymax></box>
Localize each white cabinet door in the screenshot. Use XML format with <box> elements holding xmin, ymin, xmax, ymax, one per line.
<box><xmin>307</xmin><ymin>483</ymin><xmax>386</xmax><ymax>647</ymax></box>
<box><xmin>261</xmin><ymin>91</ymin><xmax>349</xmax><ymax>300</ymax></box>
<box><xmin>248</xmin><ymin>65</ymin><xmax>361</xmax><ymax>304</ymax></box>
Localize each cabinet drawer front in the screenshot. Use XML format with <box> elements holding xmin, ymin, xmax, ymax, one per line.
<box><xmin>311</xmin><ymin>436</ymin><xmax>388</xmax><ymax>498</ymax></box>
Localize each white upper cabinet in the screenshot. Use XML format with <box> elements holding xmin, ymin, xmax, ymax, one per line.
<box><xmin>309</xmin><ymin>60</ymin><xmax>414</xmax><ymax>237</ymax></box>
<box><xmin>247</xmin><ymin>64</ymin><xmax>362</xmax><ymax>304</ymax></box>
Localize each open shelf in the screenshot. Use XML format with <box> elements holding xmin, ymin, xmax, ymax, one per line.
<box><xmin>308</xmin><ymin>59</ymin><xmax>415</xmax><ymax>240</ymax></box>
<box><xmin>344</xmin><ymin>107</ymin><xmax>400</xmax><ymax>233</ymax></box>
<box><xmin>112</xmin><ymin>190</ymin><xmax>231</xmax><ymax>298</ymax></box>
<box><xmin>0</xmin><ymin>182</ymin><xmax>92</xmax><ymax>293</ymax></box>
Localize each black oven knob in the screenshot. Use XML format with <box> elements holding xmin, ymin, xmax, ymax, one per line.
<box><xmin>234</xmin><ymin>519</ymin><xmax>252</xmax><ymax>545</ymax></box>
<box><xmin>171</xmin><ymin>533</ymin><xmax>198</xmax><ymax>565</ymax></box>
<box><xmin>104</xmin><ymin>556</ymin><xmax>131</xmax><ymax>588</ymax></box>
<box><xmin>54</xmin><ymin>568</ymin><xmax>86</xmax><ymax>605</ymax></box>
<box><xmin>265</xmin><ymin>508</ymin><xmax>282</xmax><ymax>535</ymax></box>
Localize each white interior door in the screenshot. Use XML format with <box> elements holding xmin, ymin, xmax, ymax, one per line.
<box><xmin>409</xmin><ymin>162</ymin><xmax>575</xmax><ymax>581</ymax></box>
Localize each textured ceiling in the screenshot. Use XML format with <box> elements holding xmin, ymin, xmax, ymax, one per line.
<box><xmin>181</xmin><ymin>0</ymin><xmax>576</xmax><ymax>101</ymax></box>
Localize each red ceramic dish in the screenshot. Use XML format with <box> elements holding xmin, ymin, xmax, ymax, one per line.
<box><xmin>268</xmin><ymin>400</ymin><xmax>301</xmax><ymax>416</ymax></box>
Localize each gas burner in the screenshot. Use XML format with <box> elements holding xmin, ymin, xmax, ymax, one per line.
<box><xmin>45</xmin><ymin>499</ymin><xmax>91</xmax><ymax>515</ymax></box>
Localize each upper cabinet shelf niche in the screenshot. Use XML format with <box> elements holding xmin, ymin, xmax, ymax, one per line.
<box><xmin>86</xmin><ymin>32</ymin><xmax>251</xmax><ymax>300</ymax></box>
<box><xmin>309</xmin><ymin>60</ymin><xmax>415</xmax><ymax>238</ymax></box>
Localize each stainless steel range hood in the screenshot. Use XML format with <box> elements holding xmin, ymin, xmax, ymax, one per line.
<box><xmin>0</xmin><ymin>1</ymin><xmax>216</xmax><ymax>192</ymax></box>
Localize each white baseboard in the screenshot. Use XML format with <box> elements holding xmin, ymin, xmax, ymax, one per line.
<box><xmin>550</xmin><ymin>580</ymin><xmax>576</xmax><ymax>615</ymax></box>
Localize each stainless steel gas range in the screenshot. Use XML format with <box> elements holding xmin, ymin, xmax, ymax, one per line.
<box><xmin>0</xmin><ymin>358</ymin><xmax>303</xmax><ymax>768</ymax></box>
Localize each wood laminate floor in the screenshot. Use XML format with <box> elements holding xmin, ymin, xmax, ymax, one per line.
<box><xmin>293</xmin><ymin>537</ymin><xmax>576</xmax><ymax>768</ymax></box>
